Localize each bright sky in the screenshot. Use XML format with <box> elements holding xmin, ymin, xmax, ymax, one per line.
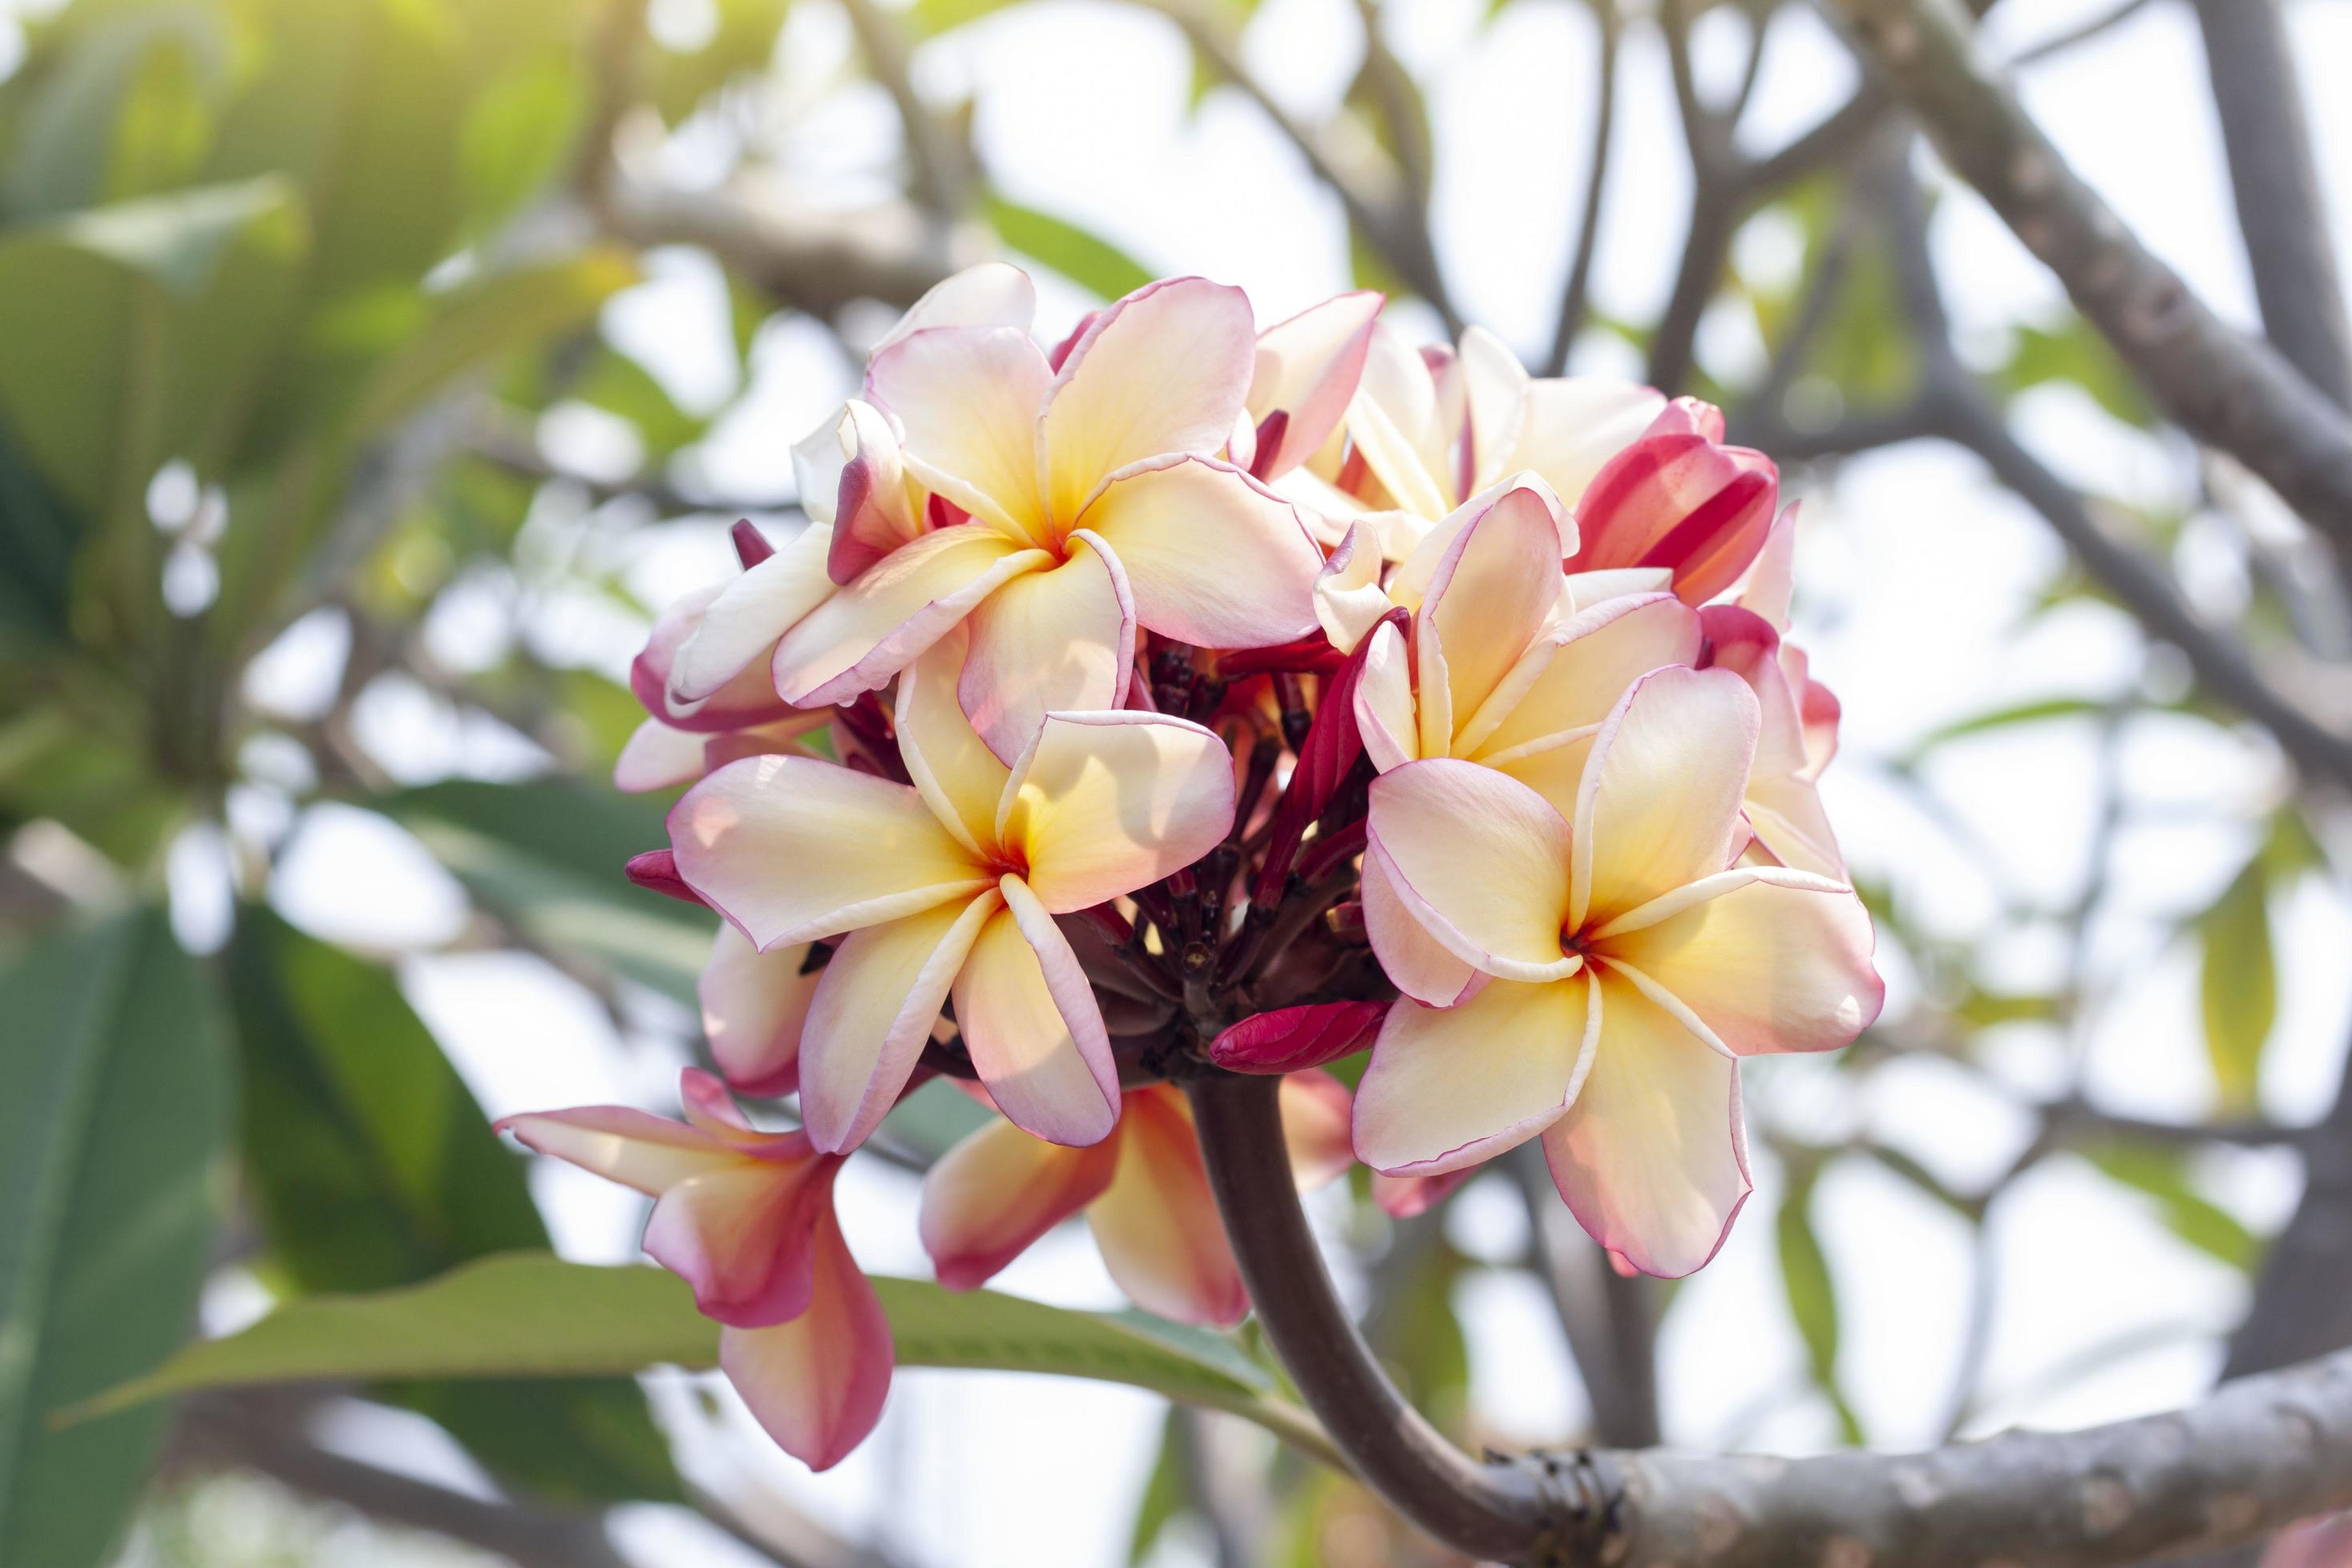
<box><xmin>104</xmin><ymin>0</ymin><xmax>2352</xmax><ymax>1562</ymax></box>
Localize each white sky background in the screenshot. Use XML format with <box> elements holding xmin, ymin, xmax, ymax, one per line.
<box><xmin>101</xmin><ymin>0</ymin><xmax>2352</xmax><ymax>1562</ymax></box>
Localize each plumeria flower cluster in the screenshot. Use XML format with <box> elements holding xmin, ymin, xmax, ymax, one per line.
<box><xmin>512</xmin><ymin>263</ymin><xmax>1882</xmax><ymax>1470</ymax></box>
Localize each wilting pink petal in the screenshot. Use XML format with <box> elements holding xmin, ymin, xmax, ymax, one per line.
<box><xmin>952</xmin><ymin>878</ymin><xmax>1121</xmax><ymax>1146</ymax></box>
<box><xmin>1086</xmin><ymin>1086</ymin><xmax>1250</xmax><ymax>1326</ymax></box>
<box><xmin>1000</xmin><ymin>711</ymin><xmax>1235</xmax><ymax>914</ymax></box>
<box><xmin>670</xmin><ymin>756</ymin><xmax>991</xmax><ymax>950</ymax></box>
<box><xmin>1542</xmin><ymin>973</ymin><xmax>1750</xmax><ymax>1278</ymax></box>
<box><xmin>1039</xmin><ymin>276</ymin><xmax>1257</xmax><ymax>523</ymax></box>
<box><xmin>770</xmin><ymin>525</ymin><xmax>1049</xmax><ymax>708</ymax></box>
<box><xmin>1570</xmin><ymin>667</ymin><xmax>1758</xmax><ymax>932</ymax></box>
<box><xmin>1078</xmin><ymin>455</ymin><xmax>1322</xmax><ymax>649</ymax></box>
<box><xmin>1278</xmin><ymin>1069</ymin><xmax>1358</xmax><ymax>1191</ymax></box>
<box><xmin>1365</xmin><ymin>760</ymin><xmax>1577</xmax><ymax>982</ymax></box>
<box><xmin>1247</xmin><ymin>290</ymin><xmax>1382</xmax><ymax>478</ymax></box>
<box><xmin>1207</xmin><ymin>1000</ymin><xmax>1389</xmax><ymax>1074</ymax></box>
<box><xmin>918</xmin><ymin>1114</ymin><xmax>1119</xmax><ymax>1289</ymax></box>
<box><xmin>1354</xmin><ymin>974</ymin><xmax>1597</xmax><ymax>1176</ymax></box>
<box><xmin>701</xmin><ymin>925</ymin><xmax>822</xmax><ymax>1097</ymax></box>
<box><xmin>798</xmin><ymin>890</ymin><xmax>1002</xmax><ymax>1154</ymax></box>
<box><xmin>719</xmin><ymin>1204</ymin><xmax>894</xmax><ymax>1470</ymax></box>
<box><xmin>866</xmin><ymin>326</ymin><xmax>1054</xmax><ymax>538</ymax></box>
<box><xmin>958</xmin><ymin>530</ymin><xmax>1135</xmax><ymax>762</ymax></box>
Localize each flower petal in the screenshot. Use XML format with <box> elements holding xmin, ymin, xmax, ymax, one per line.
<box><xmin>1595</xmin><ymin>870</ymin><xmax>1882</xmax><ymax>1056</ymax></box>
<box><xmin>1498</xmin><ymin>375</ymin><xmax>1665</xmax><ymax>504</ymax></box>
<box><xmin>614</xmin><ymin>717</ymin><xmax>714</xmax><ymax>794</ymax></box>
<box><xmin>1365</xmin><ymin>759</ymin><xmax>1576</xmax><ymax>982</ymax></box>
<box><xmin>1086</xmin><ymin>1086</ymin><xmax>1250</xmax><ymax>1326</ymax></box>
<box><xmin>1570</xmin><ymin>666</ymin><xmax>1758</xmax><ymax>932</ymax></box>
<box><xmin>958</xmin><ymin>529</ymin><xmax>1135</xmax><ymax>762</ymax></box>
<box><xmin>670</xmin><ymin>756</ymin><xmax>990</xmax><ymax>949</ymax></box>
<box><xmin>1373</xmin><ymin>1166</ymin><xmax>1476</xmax><ymax>1219</ymax></box>
<box><xmin>670</xmin><ymin>522</ymin><xmax>840</xmax><ymax>706</ymax></box>
<box><xmin>1078</xmin><ymin>456</ymin><xmax>1322</xmax><ymax>647</ymax></box>
<box><xmin>1206</xmin><ymin>1000</ymin><xmax>1389</xmax><ymax>1074</ymax></box>
<box><xmin>1541</xmin><ymin>973</ymin><xmax>1750</xmax><ymax>1278</ymax></box>
<box><xmin>799</xmin><ymin>890</ymin><xmax>1002</xmax><ymax>1153</ymax></box>
<box><xmin>877</xmin><ymin>259</ymin><xmax>1037</xmax><ymax>350</ymax></box>
<box><xmin>1353</xmin><ymin>619</ymin><xmax>1419</xmax><ymax>772</ymax></box>
<box><xmin>644</xmin><ymin>1155</ymin><xmax>834</xmax><ymax>1327</ymax></box>
<box><xmin>1418</xmin><ymin>482</ymin><xmax>1568</xmax><ymax>756</ymax></box>
<box><xmin>718</xmin><ymin>1206</ymin><xmax>894</xmax><ymax>1470</ymax></box>
<box><xmin>770</xmin><ymin>525</ymin><xmax>1047</xmax><ymax>708</ymax></box>
<box><xmin>1002</xmin><ymin>712</ymin><xmax>1236</xmax><ymax>912</ymax></box>
<box><xmin>1353</xmin><ymin>974</ymin><xmax>1596</xmax><ymax>1176</ymax></box>
<box><xmin>495</xmin><ymin>1105</ymin><xmax>732</xmax><ymax>1194</ymax></box>
<box><xmin>699</xmin><ymin>925</ymin><xmax>822</xmax><ymax>1097</ymax></box>
<box><xmin>826</xmin><ymin>401</ymin><xmax>928</xmax><ymax>584</ymax></box>
<box><xmin>953</xmin><ymin>878</ymin><xmax>1121</xmax><ymax>1146</ymax></box>
<box><xmin>1314</xmin><ymin>521</ymin><xmax>1392</xmax><ymax>655</ymax></box>
<box><xmin>1467</xmin><ymin>593</ymin><xmax>1702</xmax><ymax>762</ymax></box>
<box><xmin>918</xmin><ymin>1114</ymin><xmax>1119</xmax><ymax>1289</ymax></box>
<box><xmin>866</xmin><ymin>326</ymin><xmax>1051</xmax><ymax>538</ymax></box>
<box><xmin>1278</xmin><ymin>1068</ymin><xmax>1358</xmax><ymax>1192</ymax></box>
<box><xmin>1361</xmin><ymin>846</ymin><xmax>1482</xmax><ymax>1006</ymax></box>
<box><xmin>1040</xmin><ymin>276</ymin><xmax>1256</xmax><ymax>522</ymax></box>
<box><xmin>894</xmin><ymin>623</ymin><xmax>1011</xmax><ymax>857</ymax></box>
<box><xmin>1346</xmin><ymin>325</ymin><xmax>1451</xmax><ymax>519</ymax></box>
<box><xmin>1248</xmin><ymin>290</ymin><xmax>1383</xmax><ymax>477</ymax></box>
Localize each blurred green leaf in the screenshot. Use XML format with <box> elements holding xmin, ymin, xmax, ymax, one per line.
<box><xmin>77</xmin><ymin>1253</ymin><xmax>1343</xmax><ymax>1466</ymax></box>
<box><xmin>2198</xmin><ymin>857</ymin><xmax>2274</xmax><ymax>1114</ymax></box>
<box><xmin>3</xmin><ymin>6</ymin><xmax>230</xmax><ymax>217</ymax></box>
<box><xmin>383</xmin><ymin>778</ymin><xmax>713</xmax><ymax>1002</ymax></box>
<box><xmin>649</xmin><ymin>0</ymin><xmax>790</xmax><ymax>122</ymax></box>
<box><xmin>1343</xmin><ymin>51</ymin><xmax>1432</xmax><ymax>206</ymax></box>
<box><xmin>1997</xmin><ymin>317</ymin><xmax>2158</xmax><ymax>428</ymax></box>
<box><xmin>226</xmin><ymin>908</ymin><xmax>681</xmax><ymax>1504</ymax></box>
<box><xmin>1902</xmin><ymin>696</ymin><xmax>2103</xmax><ymax>762</ymax></box>
<box><xmin>457</xmin><ymin>51</ymin><xmax>586</xmax><ymax>235</ymax></box>
<box><xmin>2079</xmin><ymin>1144</ymin><xmax>2257</xmax><ymax>1270</ymax></box>
<box><xmin>0</xmin><ymin>910</ymin><xmax>231</xmax><ymax>1568</ymax></box>
<box><xmin>1953</xmin><ymin>989</ymin><xmax>2060</xmax><ymax>1029</ymax></box>
<box><xmin>1776</xmin><ymin>1160</ymin><xmax>1862</xmax><ymax>1445</ymax></box>
<box><xmin>1126</xmin><ymin>1410</ymin><xmax>1190</xmax><ymax>1566</ymax></box>
<box><xmin>0</xmin><ymin>426</ymin><xmax>86</xmax><ymax>651</ymax></box>
<box><xmin>984</xmin><ymin>194</ymin><xmax>1153</xmax><ymax>302</ymax></box>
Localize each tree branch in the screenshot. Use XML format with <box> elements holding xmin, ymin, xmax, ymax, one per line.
<box><xmin>1824</xmin><ymin>0</ymin><xmax>2352</xmax><ymax>582</ymax></box>
<box><xmin>1546</xmin><ymin>0</ymin><xmax>1619</xmax><ymax>376</ymax></box>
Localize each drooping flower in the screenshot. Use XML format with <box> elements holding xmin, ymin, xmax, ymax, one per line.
<box><xmin>1354</xmin><ymin>666</ymin><xmax>1882</xmax><ymax>1276</ymax></box>
<box><xmin>1566</xmin><ymin>398</ymin><xmax>1778</xmax><ymax>605</ymax></box>
<box><xmin>497</xmin><ymin>1070</ymin><xmax>890</xmax><ymax>1470</ymax></box>
<box><xmin>769</xmin><ymin>271</ymin><xmax>1327</xmax><ymax>760</ymax></box>
<box><xmin>668</xmin><ymin>626</ymin><xmax>1236</xmax><ymax>1151</ymax></box>
<box><xmin>918</xmin><ymin>1072</ymin><xmax>1354</xmax><ymax>1326</ymax></box>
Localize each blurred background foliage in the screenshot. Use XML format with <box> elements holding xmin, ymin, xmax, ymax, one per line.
<box><xmin>1</xmin><ymin>0</ymin><xmax>2348</xmax><ymax>1563</ymax></box>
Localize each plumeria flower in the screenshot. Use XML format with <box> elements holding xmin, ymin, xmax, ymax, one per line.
<box><xmin>1330</xmin><ymin>323</ymin><xmax>1664</xmax><ymax>559</ymax></box>
<box><xmin>1566</xmin><ymin>398</ymin><xmax>1778</xmax><ymax>605</ymax></box>
<box><xmin>668</xmin><ymin>626</ymin><xmax>1236</xmax><ymax>1151</ymax></box>
<box><xmin>919</xmin><ymin>1072</ymin><xmax>1354</xmax><ymax>1326</ymax></box>
<box><xmin>769</xmin><ymin>270</ymin><xmax>1326</xmax><ymax>760</ymax></box>
<box><xmin>1239</xmin><ymin>290</ymin><xmax>1384</xmax><ymax>516</ymax></box>
<box><xmin>698</xmin><ymin>927</ymin><xmax>824</xmax><ymax>1097</ymax></box>
<box><xmin>1353</xmin><ymin>666</ymin><xmax>1882</xmax><ymax>1276</ymax></box>
<box><xmin>497</xmin><ymin>1070</ymin><xmax>890</xmax><ymax>1470</ymax></box>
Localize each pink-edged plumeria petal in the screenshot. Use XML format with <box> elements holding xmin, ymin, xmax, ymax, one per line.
<box><xmin>700</xmin><ymin>925</ymin><xmax>821</xmax><ymax>1098</ymax></box>
<box><xmin>953</xmin><ymin>878</ymin><xmax>1121</xmax><ymax>1146</ymax></box>
<box><xmin>1347</xmin><ymin>324</ymin><xmax>1452</xmax><ymax>519</ymax></box>
<box><xmin>1571</xmin><ymin>430</ymin><xmax>1778</xmax><ymax>606</ymax></box>
<box><xmin>1353</xmin><ymin>619</ymin><xmax>1419</xmax><ymax>772</ymax></box>
<box><xmin>1497</xmin><ymin>375</ymin><xmax>1666</xmax><ymax>505</ymax></box>
<box><xmin>1314</xmin><ymin>521</ymin><xmax>1393</xmax><ymax>655</ymax></box>
<box><xmin>1737</xmin><ymin>501</ymin><xmax>1798</xmax><ymax>631</ymax></box>
<box><xmin>770</xmin><ymin>525</ymin><xmax>1049</xmax><ymax>708</ymax></box>
<box><xmin>1206</xmin><ymin>999</ymin><xmax>1389</xmax><ymax>1074</ymax></box>
<box><xmin>1354</xmin><ymin>972</ymin><xmax>1598</xmax><ymax>1176</ymax></box>
<box><xmin>1000</xmin><ymin>710</ymin><xmax>1236</xmax><ymax>913</ymax></box>
<box><xmin>1594</xmin><ymin>870</ymin><xmax>1881</xmax><ymax>1057</ymax></box>
<box><xmin>1569</xmin><ymin>666</ymin><xmax>1758</xmax><ymax>933</ymax></box>
<box><xmin>798</xmin><ymin>890</ymin><xmax>1002</xmax><ymax>1154</ymax></box>
<box><xmin>1458</xmin><ymin>326</ymin><xmax>1530</xmax><ymax>487</ymax></box>
<box><xmin>718</xmin><ymin>1204</ymin><xmax>894</xmax><ymax>1471</ymax></box>
<box><xmin>1541</xmin><ymin>973</ymin><xmax>1750</xmax><ymax>1278</ymax></box>
<box><xmin>894</xmin><ymin>624</ymin><xmax>1011</xmax><ymax>857</ymax></box>
<box><xmin>1417</xmin><ymin>482</ymin><xmax>1570</xmax><ymax>758</ymax></box>
<box><xmin>866</xmin><ymin>326</ymin><xmax>1053</xmax><ymax>538</ymax></box>
<box><xmin>1247</xmin><ymin>290</ymin><xmax>1383</xmax><ymax>477</ymax></box>
<box><xmin>826</xmin><ymin>400</ymin><xmax>927</xmax><ymax>584</ymax></box>
<box><xmin>1086</xmin><ymin>1086</ymin><xmax>1250</xmax><ymax>1326</ymax></box>
<box><xmin>630</xmin><ymin>580</ymin><xmax>799</xmax><ymax>734</ymax></box>
<box><xmin>1365</xmin><ymin>759</ymin><xmax>1577</xmax><ymax>982</ymax></box>
<box><xmin>1359</xmin><ymin>841</ymin><xmax>1484</xmax><ymax>1007</ymax></box>
<box><xmin>1077</xmin><ymin>455</ymin><xmax>1322</xmax><ymax>648</ymax></box>
<box><xmin>876</xmin><ymin>260</ymin><xmax>1038</xmax><ymax>351</ymax></box>
<box><xmin>1039</xmin><ymin>276</ymin><xmax>1257</xmax><ymax>524</ymax></box>
<box><xmin>1278</xmin><ymin>1069</ymin><xmax>1358</xmax><ymax>1192</ymax></box>
<box><xmin>669</xmin><ymin>522</ymin><xmax>841</xmax><ymax>706</ymax></box>
<box><xmin>614</xmin><ymin>718</ymin><xmax>715</xmax><ymax>793</ymax></box>
<box><xmin>1373</xmin><ymin>1166</ymin><xmax>1477</xmax><ymax>1219</ymax></box>
<box><xmin>918</xmin><ymin>1114</ymin><xmax>1119</xmax><ymax>1289</ymax></box>
<box><xmin>643</xmin><ymin>1155</ymin><xmax>834</xmax><ymax>1327</ymax></box>
<box><xmin>494</xmin><ymin>1104</ymin><xmax>738</xmax><ymax>1195</ymax></box>
<box><xmin>1467</xmin><ymin>594</ymin><xmax>1702</xmax><ymax>765</ymax></box>
<box><xmin>958</xmin><ymin>529</ymin><xmax>1135</xmax><ymax>763</ymax></box>
<box><xmin>670</xmin><ymin>755</ymin><xmax>990</xmax><ymax>950</ymax></box>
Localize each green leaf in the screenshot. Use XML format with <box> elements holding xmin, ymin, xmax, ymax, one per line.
<box><xmin>74</xmin><ymin>1254</ymin><xmax>1343</xmax><ymax>1468</ymax></box>
<box><xmin>1902</xmin><ymin>695</ymin><xmax>2103</xmax><ymax>762</ymax></box>
<box><xmin>983</xmin><ymin>195</ymin><xmax>1154</xmax><ymax>302</ymax></box>
<box><xmin>0</xmin><ymin>910</ymin><xmax>232</xmax><ymax>1568</ymax></box>
<box><xmin>3</xmin><ymin>6</ymin><xmax>231</xmax><ymax>217</ymax></box>
<box><xmin>1126</xmin><ymin>1410</ymin><xmax>1190</xmax><ymax>1566</ymax></box>
<box><xmin>226</xmin><ymin>909</ymin><xmax>681</xmax><ymax>1504</ymax></box>
<box><xmin>382</xmin><ymin>778</ymin><xmax>714</xmax><ymax>1003</ymax></box>
<box><xmin>457</xmin><ymin>52</ymin><xmax>587</xmax><ymax>235</ymax></box>
<box><xmin>1998</xmin><ymin>317</ymin><xmax>2158</xmax><ymax>428</ymax></box>
<box><xmin>2079</xmin><ymin>1145</ymin><xmax>2257</xmax><ymax>1270</ymax></box>
<box><xmin>2198</xmin><ymin>857</ymin><xmax>2274</xmax><ymax>1114</ymax></box>
<box><xmin>1775</xmin><ymin>1160</ymin><xmax>1862</xmax><ymax>1445</ymax></box>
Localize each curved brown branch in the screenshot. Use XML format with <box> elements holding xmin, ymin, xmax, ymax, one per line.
<box><xmin>1194</xmin><ymin>1067</ymin><xmax>2352</xmax><ymax>1566</ymax></box>
<box><xmin>1545</xmin><ymin>0</ymin><xmax>1619</xmax><ymax>376</ymax></box>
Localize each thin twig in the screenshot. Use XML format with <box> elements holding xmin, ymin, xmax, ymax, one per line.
<box><xmin>1545</xmin><ymin>0</ymin><xmax>1620</xmax><ymax>375</ymax></box>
